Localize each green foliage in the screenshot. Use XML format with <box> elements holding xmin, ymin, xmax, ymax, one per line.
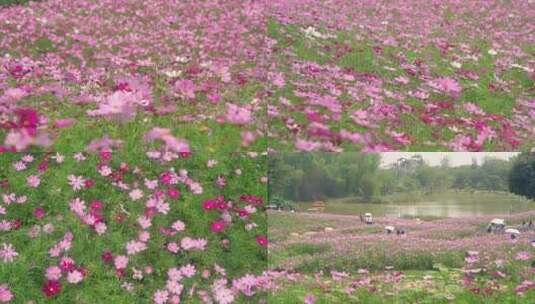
<box><xmin>270</xmin><ymin>153</ymin><xmax>515</xmax><ymax>204</ymax></box>
<box><xmin>269</xmin><ymin>195</ymin><xmax>296</xmax><ymax>210</ymax></box>
<box><xmin>269</xmin><ymin>153</ymin><xmax>381</xmax><ymax>202</ymax></box>
<box><xmin>508</xmin><ymin>153</ymin><xmax>535</xmax><ymax>200</ymax></box>
<box><xmin>286</xmin><ymin>243</ymin><xmax>331</xmax><ymax>256</ymax></box>
<box><xmin>0</xmin><ymin>0</ymin><xmax>38</xmax><ymax>6</ymax></box>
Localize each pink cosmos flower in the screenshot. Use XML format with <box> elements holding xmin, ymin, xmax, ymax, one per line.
<box><xmin>174</xmin><ymin>79</ymin><xmax>196</xmax><ymax>99</ymax></box>
<box><xmin>59</xmin><ymin>257</ymin><xmax>76</xmax><ymax>272</ymax></box>
<box><xmin>180</xmin><ymin>237</ymin><xmax>207</xmax><ymax>251</ymax></box>
<box><xmin>515</xmin><ymin>251</ymin><xmax>531</xmax><ymax>261</ymax></box>
<box><xmin>54</xmin><ymin>118</ymin><xmax>76</xmax><ymax>128</ymax></box>
<box><xmin>465</xmin><ymin>251</ymin><xmax>479</xmax><ymax>264</ymax></box>
<box><xmin>168</xmin><ymin>268</ymin><xmax>183</xmax><ymax>281</ymax></box>
<box><xmin>256</xmin><ymin>236</ymin><xmax>268</xmax><ymax>247</ymax></box>
<box><xmin>129</xmin><ymin>189</ymin><xmax>144</xmax><ymax>201</ymax></box>
<box><xmin>270</xmin><ymin>72</ymin><xmax>285</xmax><ymax>88</ymax></box>
<box><xmin>180</xmin><ymin>264</ymin><xmax>196</xmax><ymax>278</ymax></box>
<box><xmin>66</xmin><ymin>270</ymin><xmax>84</xmax><ymax>284</ymax></box>
<box><xmin>212</xmin><ymin>280</ymin><xmax>234</xmax><ymax>304</ymax></box>
<box><xmin>331</xmin><ymin>271</ymin><xmax>349</xmax><ymax>281</ymax></box>
<box><xmin>0</xmin><ymin>284</ymin><xmax>13</xmax><ymax>303</ymax></box>
<box><xmin>216</xmin><ymin>175</ymin><xmax>226</xmax><ymax>188</ymax></box>
<box><xmin>133</xmin><ymin>268</ymin><xmax>143</xmax><ymax>280</ymax></box>
<box><xmin>126</xmin><ymin>240</ymin><xmax>147</xmax><ymax>255</ymax></box>
<box><xmin>94</xmin><ymin>222</ymin><xmax>107</xmax><ymax>235</ymax></box>
<box><xmin>46</xmin><ymin>266</ymin><xmax>62</xmax><ymax>280</ymax></box>
<box><xmin>166</xmin><ymin>280</ymin><xmax>183</xmax><ymax>295</ymax></box>
<box><xmin>21</xmin><ymin>155</ymin><xmax>34</xmax><ymax>163</ymax></box>
<box><xmin>203</xmin><ymin>199</ymin><xmax>217</xmax><ymax>210</ymax></box>
<box><xmin>98</xmin><ymin>165</ymin><xmax>112</xmax><ymax>176</ymax></box>
<box><xmin>4</xmin><ymin>128</ymin><xmax>51</xmax><ymax>151</ymax></box>
<box><xmin>167</xmin><ymin>242</ymin><xmax>180</xmax><ymax>254</ymax></box>
<box><xmin>295</xmin><ymin>138</ymin><xmax>321</xmax><ymax>152</ymax></box>
<box><xmin>0</xmin><ymin>243</ymin><xmax>18</xmax><ymax>263</ymax></box>
<box><xmin>245</xmin><ymin>223</ymin><xmax>257</xmax><ymax>231</ymax></box>
<box><xmin>304</xmin><ymin>294</ymin><xmax>316</xmax><ymax>304</ymax></box>
<box><xmin>171</xmin><ymin>220</ymin><xmax>186</xmax><ymax>232</ymax></box>
<box><xmin>34</xmin><ymin>207</ymin><xmax>46</xmax><ymax>219</ymax></box>
<box><xmin>223</xmin><ymin>103</ymin><xmax>252</xmax><ymax>125</ymax></box>
<box><xmin>13</xmin><ymin>161</ymin><xmax>26</xmax><ymax>171</ymax></box>
<box><xmin>515</xmin><ymin>280</ymin><xmax>535</xmax><ymax>295</ymax></box>
<box><xmin>428</xmin><ymin>77</ymin><xmax>462</xmax><ymax>98</ymax></box>
<box><xmin>43</xmin><ymin>223</ymin><xmax>54</xmax><ymax>234</ymax></box>
<box><xmin>449</xmin><ymin>134</ymin><xmax>472</xmax><ymax>151</ymax></box>
<box><xmin>233</xmin><ymin>274</ymin><xmax>258</xmax><ymax>296</ymax></box>
<box><xmin>42</xmin><ymin>280</ymin><xmax>61</xmax><ymax>298</ymax></box>
<box><xmin>101</xmin><ymin>251</ymin><xmax>113</xmax><ymax>264</ymax></box>
<box><xmin>189</xmin><ymin>182</ymin><xmax>203</xmax><ymax>195</ymax></box>
<box><xmin>73</xmin><ymin>153</ymin><xmax>86</xmax><ymax>162</ymax></box>
<box><xmin>144</xmin><ymin>178</ymin><xmax>158</xmax><ymax>189</ymax></box>
<box><xmin>153</xmin><ymin>289</ymin><xmax>169</xmax><ymax>304</ymax></box>
<box><xmin>167</xmin><ymin>188</ymin><xmax>180</xmax><ymax>199</ymax></box>
<box><xmin>114</xmin><ymin>255</ymin><xmax>129</xmax><ymax>270</ymax></box>
<box><xmin>156</xmin><ymin>201</ymin><xmax>170</xmax><ymax>214</ymax></box>
<box><xmin>137</xmin><ymin>216</ymin><xmax>152</xmax><ymax>229</ymax></box>
<box><xmin>87</xmin><ymin>91</ymin><xmax>137</xmax><ymax>122</ymax></box>
<box><xmin>352</xmin><ymin>110</ymin><xmax>374</xmax><ymax>128</ymax></box>
<box><xmin>210</xmin><ymin>220</ymin><xmax>226</xmax><ymax>233</ymax></box>
<box><xmin>144</xmin><ymin>128</ymin><xmax>190</xmax><ymax>153</ymax></box>
<box><xmin>3</xmin><ymin>87</ymin><xmax>27</xmax><ymax>101</ymax></box>
<box><xmin>394</xmin><ymin>76</ymin><xmax>410</xmax><ymax>85</ymax></box>
<box><xmin>26</xmin><ymin>175</ymin><xmax>40</xmax><ymax>188</ymax></box>
<box><xmin>67</xmin><ymin>175</ymin><xmax>86</xmax><ymax>191</ymax></box>
<box><xmin>16</xmin><ymin>195</ymin><xmax>27</xmax><ymax>204</ymax></box>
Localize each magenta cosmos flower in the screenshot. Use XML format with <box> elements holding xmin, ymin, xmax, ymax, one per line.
<box><xmin>256</xmin><ymin>236</ymin><xmax>268</xmax><ymax>247</ymax></box>
<box><xmin>42</xmin><ymin>280</ymin><xmax>61</xmax><ymax>297</ymax></box>
<box><xmin>210</xmin><ymin>220</ymin><xmax>226</xmax><ymax>233</ymax></box>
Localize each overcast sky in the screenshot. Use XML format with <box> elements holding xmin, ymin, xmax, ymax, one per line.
<box><xmin>380</xmin><ymin>152</ymin><xmax>520</xmax><ymax>168</ymax></box>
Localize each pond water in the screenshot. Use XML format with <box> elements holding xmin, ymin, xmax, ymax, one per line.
<box><xmin>297</xmin><ymin>192</ymin><xmax>535</xmax><ymax>218</ymax></box>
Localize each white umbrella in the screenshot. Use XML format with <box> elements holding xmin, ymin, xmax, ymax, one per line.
<box><xmin>385</xmin><ymin>226</ymin><xmax>395</xmax><ymax>232</ymax></box>
<box><xmin>491</xmin><ymin>218</ymin><xmax>505</xmax><ymax>225</ymax></box>
<box><xmin>505</xmin><ymin>228</ymin><xmax>520</xmax><ymax>235</ymax></box>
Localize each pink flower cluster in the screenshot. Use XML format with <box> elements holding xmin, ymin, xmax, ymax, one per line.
<box><xmin>43</xmin><ymin>233</ymin><xmax>86</xmax><ymax>298</ymax></box>
<box><xmin>69</xmin><ymin>198</ymin><xmax>107</xmax><ymax>235</ymax></box>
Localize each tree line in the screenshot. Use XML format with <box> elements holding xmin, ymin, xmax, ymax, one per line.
<box><xmin>268</xmin><ymin>153</ymin><xmax>535</xmax><ymax>203</ymax></box>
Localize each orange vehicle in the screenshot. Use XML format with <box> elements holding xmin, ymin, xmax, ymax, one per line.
<box><xmin>307</xmin><ymin>201</ymin><xmax>326</xmax><ymax>212</ymax></box>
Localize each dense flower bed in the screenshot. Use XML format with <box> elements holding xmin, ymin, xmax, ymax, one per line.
<box><xmin>0</xmin><ymin>151</ymin><xmax>269</xmax><ymax>303</ymax></box>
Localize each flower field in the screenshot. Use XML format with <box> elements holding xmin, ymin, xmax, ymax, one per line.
<box><xmin>268</xmin><ymin>211</ymin><xmax>535</xmax><ymax>303</ymax></box>
<box><xmin>0</xmin><ymin>151</ymin><xmax>269</xmax><ymax>303</ymax></box>
<box><xmin>1</xmin><ymin>0</ymin><xmax>534</xmax><ymax>303</ymax></box>
<box><xmin>267</xmin><ymin>0</ymin><xmax>535</xmax><ymax>152</ymax></box>
<box><xmin>1</xmin><ymin>0</ymin><xmax>533</xmax><ymax>153</ymax></box>
<box><xmin>0</xmin><ymin>0</ymin><xmax>267</xmax><ymax>153</ymax></box>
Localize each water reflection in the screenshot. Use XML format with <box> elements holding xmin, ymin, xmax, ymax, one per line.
<box><xmin>298</xmin><ymin>194</ymin><xmax>535</xmax><ymax>218</ymax></box>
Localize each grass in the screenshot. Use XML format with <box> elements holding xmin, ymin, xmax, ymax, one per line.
<box><xmin>286</xmin><ymin>243</ymin><xmax>331</xmax><ymax>256</ymax></box>
<box><xmin>0</xmin><ymin>0</ymin><xmax>36</xmax><ymax>6</ymax></box>
<box><xmin>268</xmin><ymin>270</ymin><xmax>535</xmax><ymax>304</ymax></box>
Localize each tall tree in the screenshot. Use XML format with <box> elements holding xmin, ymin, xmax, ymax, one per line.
<box><xmin>509</xmin><ymin>153</ymin><xmax>535</xmax><ymax>200</ymax></box>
